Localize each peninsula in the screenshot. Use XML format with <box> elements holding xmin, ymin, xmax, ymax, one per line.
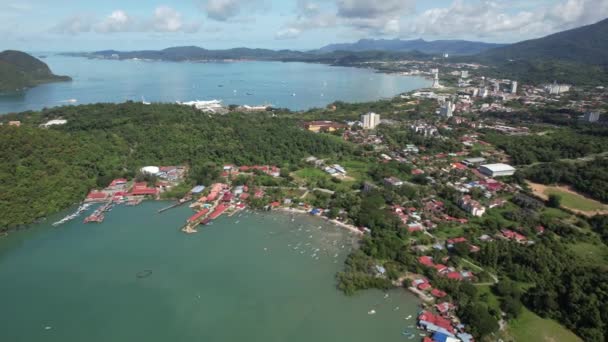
<box><xmin>0</xmin><ymin>50</ymin><xmax>71</xmax><ymax>93</ymax></box>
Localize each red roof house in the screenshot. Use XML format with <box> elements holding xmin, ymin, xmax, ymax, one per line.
<box><xmin>418</xmin><ymin>256</ymin><xmax>434</xmax><ymax>267</ymax></box>
<box><xmin>431</xmin><ymin>289</ymin><xmax>447</xmax><ymax>298</ymax></box>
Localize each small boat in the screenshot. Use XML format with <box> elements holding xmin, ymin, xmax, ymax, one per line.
<box><xmin>405</xmin><ymin>315</ymin><xmax>413</xmax><ymax>320</ymax></box>
<box><xmin>367</xmin><ymin>309</ymin><xmax>376</xmax><ymax>315</ymax></box>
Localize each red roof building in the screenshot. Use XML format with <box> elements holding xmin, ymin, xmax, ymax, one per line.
<box><xmin>86</xmin><ymin>191</ymin><xmax>108</xmax><ymax>201</ymax></box>
<box><xmin>418</xmin><ymin>311</ymin><xmax>454</xmax><ymax>333</ymax></box>
<box><xmin>446</xmin><ymin>272</ymin><xmax>463</xmax><ymax>281</ymax></box>
<box><xmin>431</xmin><ymin>289</ymin><xmax>448</xmax><ymax>298</ymax></box>
<box><xmin>188</xmin><ymin>209</ymin><xmax>210</xmax><ymax>223</ymax></box>
<box><xmin>109</xmin><ymin>178</ymin><xmax>128</xmax><ymax>187</ymax></box>
<box><xmin>418</xmin><ymin>282</ymin><xmax>432</xmax><ymax>291</ymax></box>
<box><xmin>447</xmin><ymin>237</ymin><xmax>467</xmax><ymax>244</ymax></box>
<box><xmin>418</xmin><ymin>256</ymin><xmax>434</xmax><ymax>267</ymax></box>
<box><xmin>434</xmin><ymin>264</ymin><xmax>448</xmax><ymax>273</ymax></box>
<box><xmin>130</xmin><ymin>182</ymin><xmax>158</xmax><ymax>196</ymax></box>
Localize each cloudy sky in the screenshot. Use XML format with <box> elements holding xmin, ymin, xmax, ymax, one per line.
<box><xmin>1</xmin><ymin>0</ymin><xmax>607</xmax><ymax>51</ymax></box>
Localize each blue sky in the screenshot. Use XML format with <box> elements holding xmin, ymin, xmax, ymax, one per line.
<box><xmin>1</xmin><ymin>0</ymin><xmax>607</xmax><ymax>51</ymax></box>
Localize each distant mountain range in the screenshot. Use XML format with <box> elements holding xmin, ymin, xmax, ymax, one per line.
<box><xmin>315</xmin><ymin>39</ymin><xmax>505</xmax><ymax>55</ymax></box>
<box><xmin>65</xmin><ymin>47</ymin><xmax>431</xmax><ymax>65</ymax></box>
<box><xmin>0</xmin><ymin>51</ymin><xmax>70</xmax><ymax>92</ymax></box>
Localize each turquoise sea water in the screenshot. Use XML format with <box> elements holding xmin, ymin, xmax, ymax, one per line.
<box><xmin>0</xmin><ymin>55</ymin><xmax>430</xmax><ymax>113</ymax></box>
<box><xmin>0</xmin><ymin>202</ymin><xmax>421</xmax><ymax>342</ymax></box>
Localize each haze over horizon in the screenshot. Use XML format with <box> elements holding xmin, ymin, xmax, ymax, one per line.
<box><xmin>1</xmin><ymin>0</ymin><xmax>608</xmax><ymax>52</ymax></box>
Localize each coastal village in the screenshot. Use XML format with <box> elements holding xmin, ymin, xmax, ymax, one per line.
<box><xmin>43</xmin><ymin>65</ymin><xmax>608</xmax><ymax>342</ymax></box>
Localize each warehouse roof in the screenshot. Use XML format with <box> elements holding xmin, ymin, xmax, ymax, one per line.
<box><xmin>480</xmin><ymin>163</ymin><xmax>516</xmax><ymax>172</ymax></box>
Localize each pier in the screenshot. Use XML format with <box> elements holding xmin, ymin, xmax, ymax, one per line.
<box><xmin>158</xmin><ymin>197</ymin><xmax>191</xmax><ymax>213</ymax></box>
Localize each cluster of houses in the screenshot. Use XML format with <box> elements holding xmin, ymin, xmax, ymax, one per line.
<box><xmin>305</xmin><ymin>156</ymin><xmax>348</xmax><ymax>178</ymax></box>
<box><xmin>418</xmin><ymin>256</ymin><xmax>475</xmax><ymax>282</ymax></box>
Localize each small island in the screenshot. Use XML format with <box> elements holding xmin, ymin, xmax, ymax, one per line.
<box><xmin>0</xmin><ymin>50</ymin><xmax>71</xmax><ymax>93</ymax></box>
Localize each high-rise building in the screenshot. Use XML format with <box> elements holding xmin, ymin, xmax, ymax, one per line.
<box><xmin>431</xmin><ymin>69</ymin><xmax>441</xmax><ymax>88</ymax></box>
<box><xmin>511</xmin><ymin>81</ymin><xmax>518</xmax><ymax>94</ymax></box>
<box><xmin>461</xmin><ymin>70</ymin><xmax>469</xmax><ymax>78</ymax></box>
<box><xmin>583</xmin><ymin>112</ymin><xmax>601</xmax><ymax>123</ymax></box>
<box><xmin>545</xmin><ymin>82</ymin><xmax>571</xmax><ymax>95</ymax></box>
<box><xmin>440</xmin><ymin>101</ymin><xmax>454</xmax><ymax>118</ymax></box>
<box><xmin>361</xmin><ymin>112</ymin><xmax>380</xmax><ymax>129</ymax></box>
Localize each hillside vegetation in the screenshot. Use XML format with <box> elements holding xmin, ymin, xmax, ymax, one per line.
<box><xmin>0</xmin><ymin>50</ymin><xmax>70</xmax><ymax>92</ymax></box>
<box><xmin>0</xmin><ymin>102</ymin><xmax>352</xmax><ymax>229</ymax></box>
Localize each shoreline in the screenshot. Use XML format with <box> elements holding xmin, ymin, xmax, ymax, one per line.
<box><xmin>275</xmin><ymin>207</ymin><xmax>364</xmax><ymax>235</ymax></box>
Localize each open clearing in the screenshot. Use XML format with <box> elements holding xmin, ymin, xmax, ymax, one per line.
<box><xmin>527</xmin><ymin>182</ymin><xmax>608</xmax><ymax>216</ymax></box>
<box><xmin>509</xmin><ymin>308</ymin><xmax>581</xmax><ymax>342</ymax></box>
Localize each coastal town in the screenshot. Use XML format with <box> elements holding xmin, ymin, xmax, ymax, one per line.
<box><xmin>40</xmin><ymin>64</ymin><xmax>607</xmax><ymax>342</ymax></box>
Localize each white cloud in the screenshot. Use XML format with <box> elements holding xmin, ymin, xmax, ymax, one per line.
<box><xmin>152</xmin><ymin>6</ymin><xmax>200</xmax><ymax>33</ymax></box>
<box><xmin>51</xmin><ymin>15</ymin><xmax>94</xmax><ymax>35</ymax></box>
<box><xmin>403</xmin><ymin>0</ymin><xmax>608</xmax><ymax>40</ymax></box>
<box><xmin>275</xmin><ymin>27</ymin><xmax>301</xmax><ymax>39</ymax></box>
<box><xmin>95</xmin><ymin>10</ymin><xmax>133</xmax><ymax>33</ymax></box>
<box><xmin>52</xmin><ymin>7</ymin><xmax>200</xmax><ymax>35</ymax></box>
<box><xmin>204</xmin><ymin>0</ymin><xmax>264</xmax><ymax>21</ymax></box>
<box><xmin>336</xmin><ymin>0</ymin><xmax>415</xmax><ymax>19</ymax></box>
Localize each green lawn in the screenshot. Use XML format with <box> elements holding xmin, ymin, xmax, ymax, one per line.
<box><xmin>568</xmin><ymin>242</ymin><xmax>608</xmax><ymax>266</ymax></box>
<box><xmin>476</xmin><ymin>285</ymin><xmax>501</xmax><ymax>313</ymax></box>
<box><xmin>544</xmin><ymin>188</ymin><xmax>607</xmax><ymax>212</ymax></box>
<box><xmin>509</xmin><ymin>308</ymin><xmax>581</xmax><ymax>342</ymax></box>
<box><xmin>339</xmin><ymin>159</ymin><xmax>371</xmax><ymax>182</ymax></box>
<box><xmin>541</xmin><ymin>207</ymin><xmax>571</xmax><ymax>220</ymax></box>
<box><xmin>294</xmin><ymin>168</ymin><xmax>330</xmax><ymax>184</ymax></box>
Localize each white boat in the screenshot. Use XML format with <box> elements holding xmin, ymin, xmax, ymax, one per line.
<box><xmin>367</xmin><ymin>309</ymin><xmax>376</xmax><ymax>315</ymax></box>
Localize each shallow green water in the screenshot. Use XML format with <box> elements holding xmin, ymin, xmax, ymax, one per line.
<box><xmin>0</xmin><ymin>202</ymin><xmax>421</xmax><ymax>341</ymax></box>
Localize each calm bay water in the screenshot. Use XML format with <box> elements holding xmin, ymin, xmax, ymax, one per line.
<box><xmin>0</xmin><ymin>202</ymin><xmax>421</xmax><ymax>342</ymax></box>
<box><xmin>0</xmin><ymin>55</ymin><xmax>430</xmax><ymax>113</ymax></box>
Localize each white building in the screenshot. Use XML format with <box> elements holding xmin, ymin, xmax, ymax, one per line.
<box><xmin>583</xmin><ymin>112</ymin><xmax>601</xmax><ymax>123</ymax></box>
<box><xmin>479</xmin><ymin>163</ymin><xmax>516</xmax><ymax>177</ymax></box>
<box><xmin>140</xmin><ymin>166</ymin><xmax>160</xmax><ymax>175</ymax></box>
<box><xmin>361</xmin><ymin>112</ymin><xmax>380</xmax><ymax>129</ymax></box>
<box><xmin>461</xmin><ymin>70</ymin><xmax>469</xmax><ymax>79</ymax></box>
<box><xmin>40</xmin><ymin>119</ymin><xmax>68</xmax><ymax>128</ymax></box>
<box><xmin>459</xmin><ymin>196</ymin><xmax>486</xmax><ymax>217</ymax></box>
<box><xmin>545</xmin><ymin>83</ymin><xmax>571</xmax><ymax>95</ymax></box>
<box><xmin>178</xmin><ymin>100</ymin><xmax>225</xmax><ymax>113</ymax></box>
<box><xmin>431</xmin><ymin>69</ymin><xmax>441</xmax><ymax>88</ymax></box>
<box><xmin>478</xmin><ymin>87</ymin><xmax>489</xmax><ymax>98</ymax></box>
<box><xmin>439</xmin><ymin>101</ymin><xmax>454</xmax><ymax>118</ymax></box>
<box><xmin>511</xmin><ymin>81</ymin><xmax>518</xmax><ymax>94</ymax></box>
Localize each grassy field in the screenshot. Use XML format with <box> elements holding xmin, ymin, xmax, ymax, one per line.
<box><xmin>528</xmin><ymin>182</ymin><xmax>608</xmax><ymax>215</ymax></box>
<box><xmin>294</xmin><ymin>168</ymin><xmax>328</xmax><ymax>183</ymax></box>
<box><xmin>568</xmin><ymin>242</ymin><xmax>608</xmax><ymax>266</ymax></box>
<box><xmin>544</xmin><ymin>188</ymin><xmax>607</xmax><ymax>212</ymax></box>
<box><xmin>476</xmin><ymin>285</ymin><xmax>501</xmax><ymax>312</ymax></box>
<box><xmin>509</xmin><ymin>308</ymin><xmax>581</xmax><ymax>342</ymax></box>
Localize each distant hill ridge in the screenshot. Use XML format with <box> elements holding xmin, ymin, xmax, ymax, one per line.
<box><xmin>316</xmin><ymin>38</ymin><xmax>505</xmax><ymax>55</ymax></box>
<box><xmin>0</xmin><ymin>50</ymin><xmax>70</xmax><ymax>92</ymax></box>
<box><xmin>477</xmin><ymin>18</ymin><xmax>608</xmax><ymax>66</ymax></box>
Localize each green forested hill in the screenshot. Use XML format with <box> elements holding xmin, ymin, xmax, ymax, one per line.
<box><xmin>470</xmin><ymin>18</ymin><xmax>608</xmax><ymax>85</ymax></box>
<box><xmin>0</xmin><ymin>50</ymin><xmax>71</xmax><ymax>92</ymax></box>
<box><xmin>0</xmin><ymin>103</ymin><xmax>352</xmax><ymax>229</ymax></box>
<box><xmin>478</xmin><ymin>18</ymin><xmax>608</xmax><ymax>66</ymax></box>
